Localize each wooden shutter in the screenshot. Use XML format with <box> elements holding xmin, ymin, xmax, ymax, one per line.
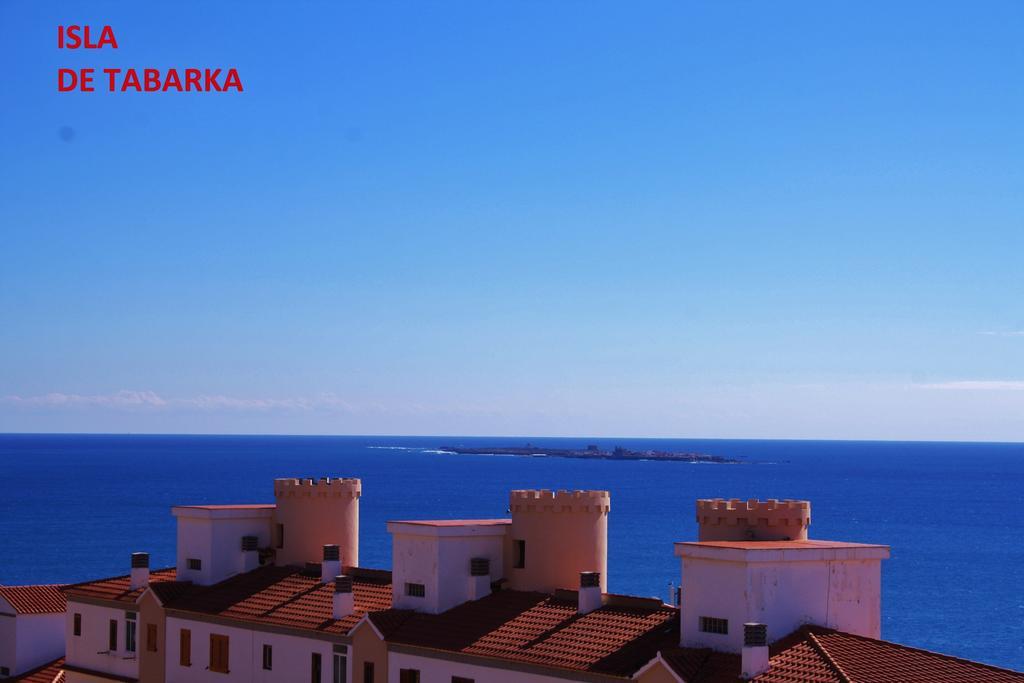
<box><xmin>210</xmin><ymin>633</ymin><xmax>230</xmax><ymax>673</ymax></box>
<box><xmin>146</xmin><ymin>623</ymin><xmax>158</xmax><ymax>652</ymax></box>
<box><xmin>179</xmin><ymin>629</ymin><xmax>191</xmax><ymax>666</ymax></box>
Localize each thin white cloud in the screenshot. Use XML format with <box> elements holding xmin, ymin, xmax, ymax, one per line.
<box><xmin>2</xmin><ymin>390</ymin><xmax>169</xmax><ymax>407</ymax></box>
<box><xmin>919</xmin><ymin>381</ymin><xmax>1024</xmax><ymax>391</ymax></box>
<box><xmin>0</xmin><ymin>390</ymin><xmax>356</xmax><ymax>413</ymax></box>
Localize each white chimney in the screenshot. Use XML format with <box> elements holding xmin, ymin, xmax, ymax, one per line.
<box><xmin>741</xmin><ymin>623</ymin><xmax>769</xmax><ymax>679</ymax></box>
<box><xmin>578</xmin><ymin>571</ymin><xmax>602</xmax><ymax>615</ymax></box>
<box><xmin>130</xmin><ymin>552</ymin><xmax>150</xmax><ymax>590</ymax></box>
<box><xmin>333</xmin><ymin>575</ymin><xmax>354</xmax><ymax>619</ymax></box>
<box><xmin>468</xmin><ymin>557</ymin><xmax>491</xmax><ymax>601</ymax></box>
<box><xmin>321</xmin><ymin>544</ymin><xmax>340</xmax><ymax>584</ymax></box>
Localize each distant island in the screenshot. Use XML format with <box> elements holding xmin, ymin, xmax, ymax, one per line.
<box><xmin>437</xmin><ymin>443</ymin><xmax>742</xmax><ymax>464</ymax></box>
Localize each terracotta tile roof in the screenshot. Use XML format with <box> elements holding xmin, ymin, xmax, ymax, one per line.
<box><xmin>63</xmin><ymin>568</ymin><xmax>178</xmax><ymax>604</ymax></box>
<box><xmin>9</xmin><ymin>657</ymin><xmax>64</xmax><ymax>682</ymax></box>
<box><xmin>657</xmin><ymin>626</ymin><xmax>1024</xmax><ymax>683</ymax></box>
<box><xmin>0</xmin><ymin>584</ymin><xmax>67</xmax><ymax>614</ymax></box>
<box><xmin>366</xmin><ymin>608</ymin><xmax>416</xmax><ymax>639</ymax></box>
<box><xmin>165</xmin><ymin>565</ymin><xmax>392</xmax><ymax>635</ymax></box>
<box><xmin>805</xmin><ymin>628</ymin><xmax>1024</xmax><ymax>682</ymax></box>
<box><xmin>389</xmin><ymin>589</ymin><xmax>678</xmax><ymax>676</ymax></box>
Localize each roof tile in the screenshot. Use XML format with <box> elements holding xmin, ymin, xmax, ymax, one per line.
<box><xmin>0</xmin><ymin>585</ymin><xmax>67</xmax><ymax>615</ymax></box>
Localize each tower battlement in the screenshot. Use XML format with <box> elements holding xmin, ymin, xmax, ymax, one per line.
<box><xmin>697</xmin><ymin>498</ymin><xmax>810</xmax><ymax>541</ymax></box>
<box><xmin>510</xmin><ymin>489</ymin><xmax>610</xmax><ymax>514</ymax></box>
<box><xmin>274</xmin><ymin>477</ymin><xmax>362</xmax><ymax>499</ymax></box>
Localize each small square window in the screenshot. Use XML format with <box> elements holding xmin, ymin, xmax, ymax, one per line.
<box><xmin>73</xmin><ymin>612</ymin><xmax>82</xmax><ymax>636</ymax></box>
<box><xmin>405</xmin><ymin>582</ymin><xmax>425</xmax><ymax>598</ymax></box>
<box><xmin>699</xmin><ymin>616</ymin><xmax>729</xmax><ymax>635</ymax></box>
<box><xmin>187</xmin><ymin>558</ymin><xmax>202</xmax><ymax>571</ymax></box>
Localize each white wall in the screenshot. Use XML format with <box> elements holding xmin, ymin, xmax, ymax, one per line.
<box><xmin>0</xmin><ymin>613</ymin><xmax>14</xmax><ymax>676</ymax></box>
<box><xmin>174</xmin><ymin>512</ymin><xmax>272</xmax><ymax>586</ymax></box>
<box><xmin>15</xmin><ymin>613</ymin><xmax>65</xmax><ymax>674</ymax></box>
<box><xmin>680</xmin><ymin>556</ymin><xmax>883</xmax><ymax>651</ymax></box>
<box><xmin>165</xmin><ymin>615</ymin><xmax>349</xmax><ymax>683</ymax></box>
<box><xmin>388</xmin><ymin>650</ymin><xmax>575</xmax><ymax>683</ymax></box>
<box><xmin>65</xmin><ymin>600</ymin><xmax>139</xmax><ymax>681</ymax></box>
<box><xmin>390</xmin><ymin>524</ymin><xmax>507</xmax><ymax>614</ymax></box>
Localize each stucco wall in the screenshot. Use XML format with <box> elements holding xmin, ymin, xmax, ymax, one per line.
<box><xmin>15</xmin><ymin>612</ymin><xmax>65</xmax><ymax>674</ymax></box>
<box><xmin>387</xmin><ymin>650</ymin><xmax>584</xmax><ymax>683</ymax></box>
<box><xmin>0</xmin><ymin>613</ymin><xmax>14</xmax><ymax>676</ymax></box>
<box><xmin>680</xmin><ymin>556</ymin><xmax>882</xmax><ymax>651</ymax></box>
<box><xmin>391</xmin><ymin>529</ymin><xmax>506</xmax><ymax>614</ymax></box>
<box><xmin>635</xmin><ymin>659</ymin><xmax>682</xmax><ymax>683</ymax></box>
<box><xmin>165</xmin><ymin>615</ymin><xmax>349</xmax><ymax>683</ymax></box>
<box><xmin>351</xmin><ymin>620</ymin><xmax>388</xmax><ymax>683</ymax></box>
<box><xmin>174</xmin><ymin>512</ymin><xmax>273</xmax><ymax>586</ymax></box>
<box><xmin>138</xmin><ymin>591</ymin><xmax>166</xmax><ymax>683</ymax></box>
<box><xmin>65</xmin><ymin>600</ymin><xmax>139</xmax><ymax>681</ymax></box>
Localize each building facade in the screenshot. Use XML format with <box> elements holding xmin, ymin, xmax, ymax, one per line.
<box><xmin>5</xmin><ymin>480</ymin><xmax>1023</xmax><ymax>683</ymax></box>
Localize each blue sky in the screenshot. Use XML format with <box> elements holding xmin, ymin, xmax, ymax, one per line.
<box><xmin>1</xmin><ymin>2</ymin><xmax>1022</xmax><ymax>440</ymax></box>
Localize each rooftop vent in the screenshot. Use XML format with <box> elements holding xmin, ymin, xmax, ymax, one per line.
<box><xmin>322</xmin><ymin>544</ymin><xmax>341</xmax><ymax>584</ymax></box>
<box><xmin>130</xmin><ymin>552</ymin><xmax>150</xmax><ymax>590</ymax></box>
<box><xmin>742</xmin><ymin>623</ymin><xmax>769</xmax><ymax>679</ymax></box>
<box><xmin>333</xmin><ymin>574</ymin><xmax>354</xmax><ymax>618</ymax></box>
<box><xmin>470</xmin><ymin>558</ymin><xmax>490</xmax><ymax>576</ymax></box>
<box><xmin>334</xmin><ymin>575</ymin><xmax>353</xmax><ymax>594</ymax></box>
<box><xmin>241</xmin><ymin>536</ymin><xmax>258</xmax><ymax>551</ymax></box>
<box><xmin>578</xmin><ymin>571</ymin><xmax>602</xmax><ymax>614</ymax></box>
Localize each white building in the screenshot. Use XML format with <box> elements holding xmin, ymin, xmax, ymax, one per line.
<box><xmin>7</xmin><ymin>480</ymin><xmax>1023</xmax><ymax>682</ymax></box>
<box><xmin>0</xmin><ymin>585</ymin><xmax>65</xmax><ymax>679</ymax></box>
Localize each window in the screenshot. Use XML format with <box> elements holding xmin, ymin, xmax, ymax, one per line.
<box><xmin>187</xmin><ymin>558</ymin><xmax>202</xmax><ymax>571</ymax></box>
<box><xmin>452</xmin><ymin>677</ymin><xmax>475</xmax><ymax>683</ymax></box>
<box><xmin>262</xmin><ymin>644</ymin><xmax>273</xmax><ymax>670</ymax></box>
<box><xmin>332</xmin><ymin>652</ymin><xmax>347</xmax><ymax>683</ymax></box>
<box><xmin>399</xmin><ymin>670</ymin><xmax>420</xmax><ymax>683</ymax></box>
<box><xmin>699</xmin><ymin>616</ymin><xmax>729</xmax><ymax>635</ymax></box>
<box><xmin>146</xmin><ymin>623</ymin><xmax>158</xmax><ymax>652</ymax></box>
<box><xmin>513</xmin><ymin>539</ymin><xmax>526</xmax><ymax>569</ymax></box>
<box><xmin>179</xmin><ymin>629</ymin><xmax>192</xmax><ymax>666</ymax></box>
<box><xmin>311</xmin><ymin>652</ymin><xmax>322</xmax><ymax>683</ymax></box>
<box><xmin>209</xmin><ymin>633</ymin><xmax>229</xmax><ymax>673</ymax></box>
<box><xmin>276</xmin><ymin>523</ymin><xmax>285</xmax><ymax>549</ymax></box>
<box><xmin>362</xmin><ymin>662</ymin><xmax>375</xmax><ymax>683</ymax></box>
<box><xmin>405</xmin><ymin>582</ymin><xmax>425</xmax><ymax>598</ymax></box>
<box><xmin>73</xmin><ymin>613</ymin><xmax>82</xmax><ymax>636</ymax></box>
<box><xmin>126</xmin><ymin>613</ymin><xmax>137</xmax><ymax>653</ymax></box>
<box><xmin>109</xmin><ymin>619</ymin><xmax>118</xmax><ymax>651</ymax></box>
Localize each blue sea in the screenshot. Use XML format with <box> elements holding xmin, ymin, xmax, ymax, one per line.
<box><xmin>0</xmin><ymin>434</ymin><xmax>1021</xmax><ymax>671</ymax></box>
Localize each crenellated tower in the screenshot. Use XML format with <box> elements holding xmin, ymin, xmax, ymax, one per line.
<box><xmin>507</xmin><ymin>489</ymin><xmax>610</xmax><ymax>593</ymax></box>
<box><xmin>696</xmin><ymin>498</ymin><xmax>810</xmax><ymax>541</ymax></box>
<box><xmin>273</xmin><ymin>477</ymin><xmax>361</xmax><ymax>567</ymax></box>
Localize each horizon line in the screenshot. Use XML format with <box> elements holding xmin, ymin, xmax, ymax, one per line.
<box><xmin>1</xmin><ymin>431</ymin><xmax>1022</xmax><ymax>446</ymax></box>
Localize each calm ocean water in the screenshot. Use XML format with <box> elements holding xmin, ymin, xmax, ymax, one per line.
<box><xmin>0</xmin><ymin>434</ymin><xmax>1021</xmax><ymax>670</ymax></box>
